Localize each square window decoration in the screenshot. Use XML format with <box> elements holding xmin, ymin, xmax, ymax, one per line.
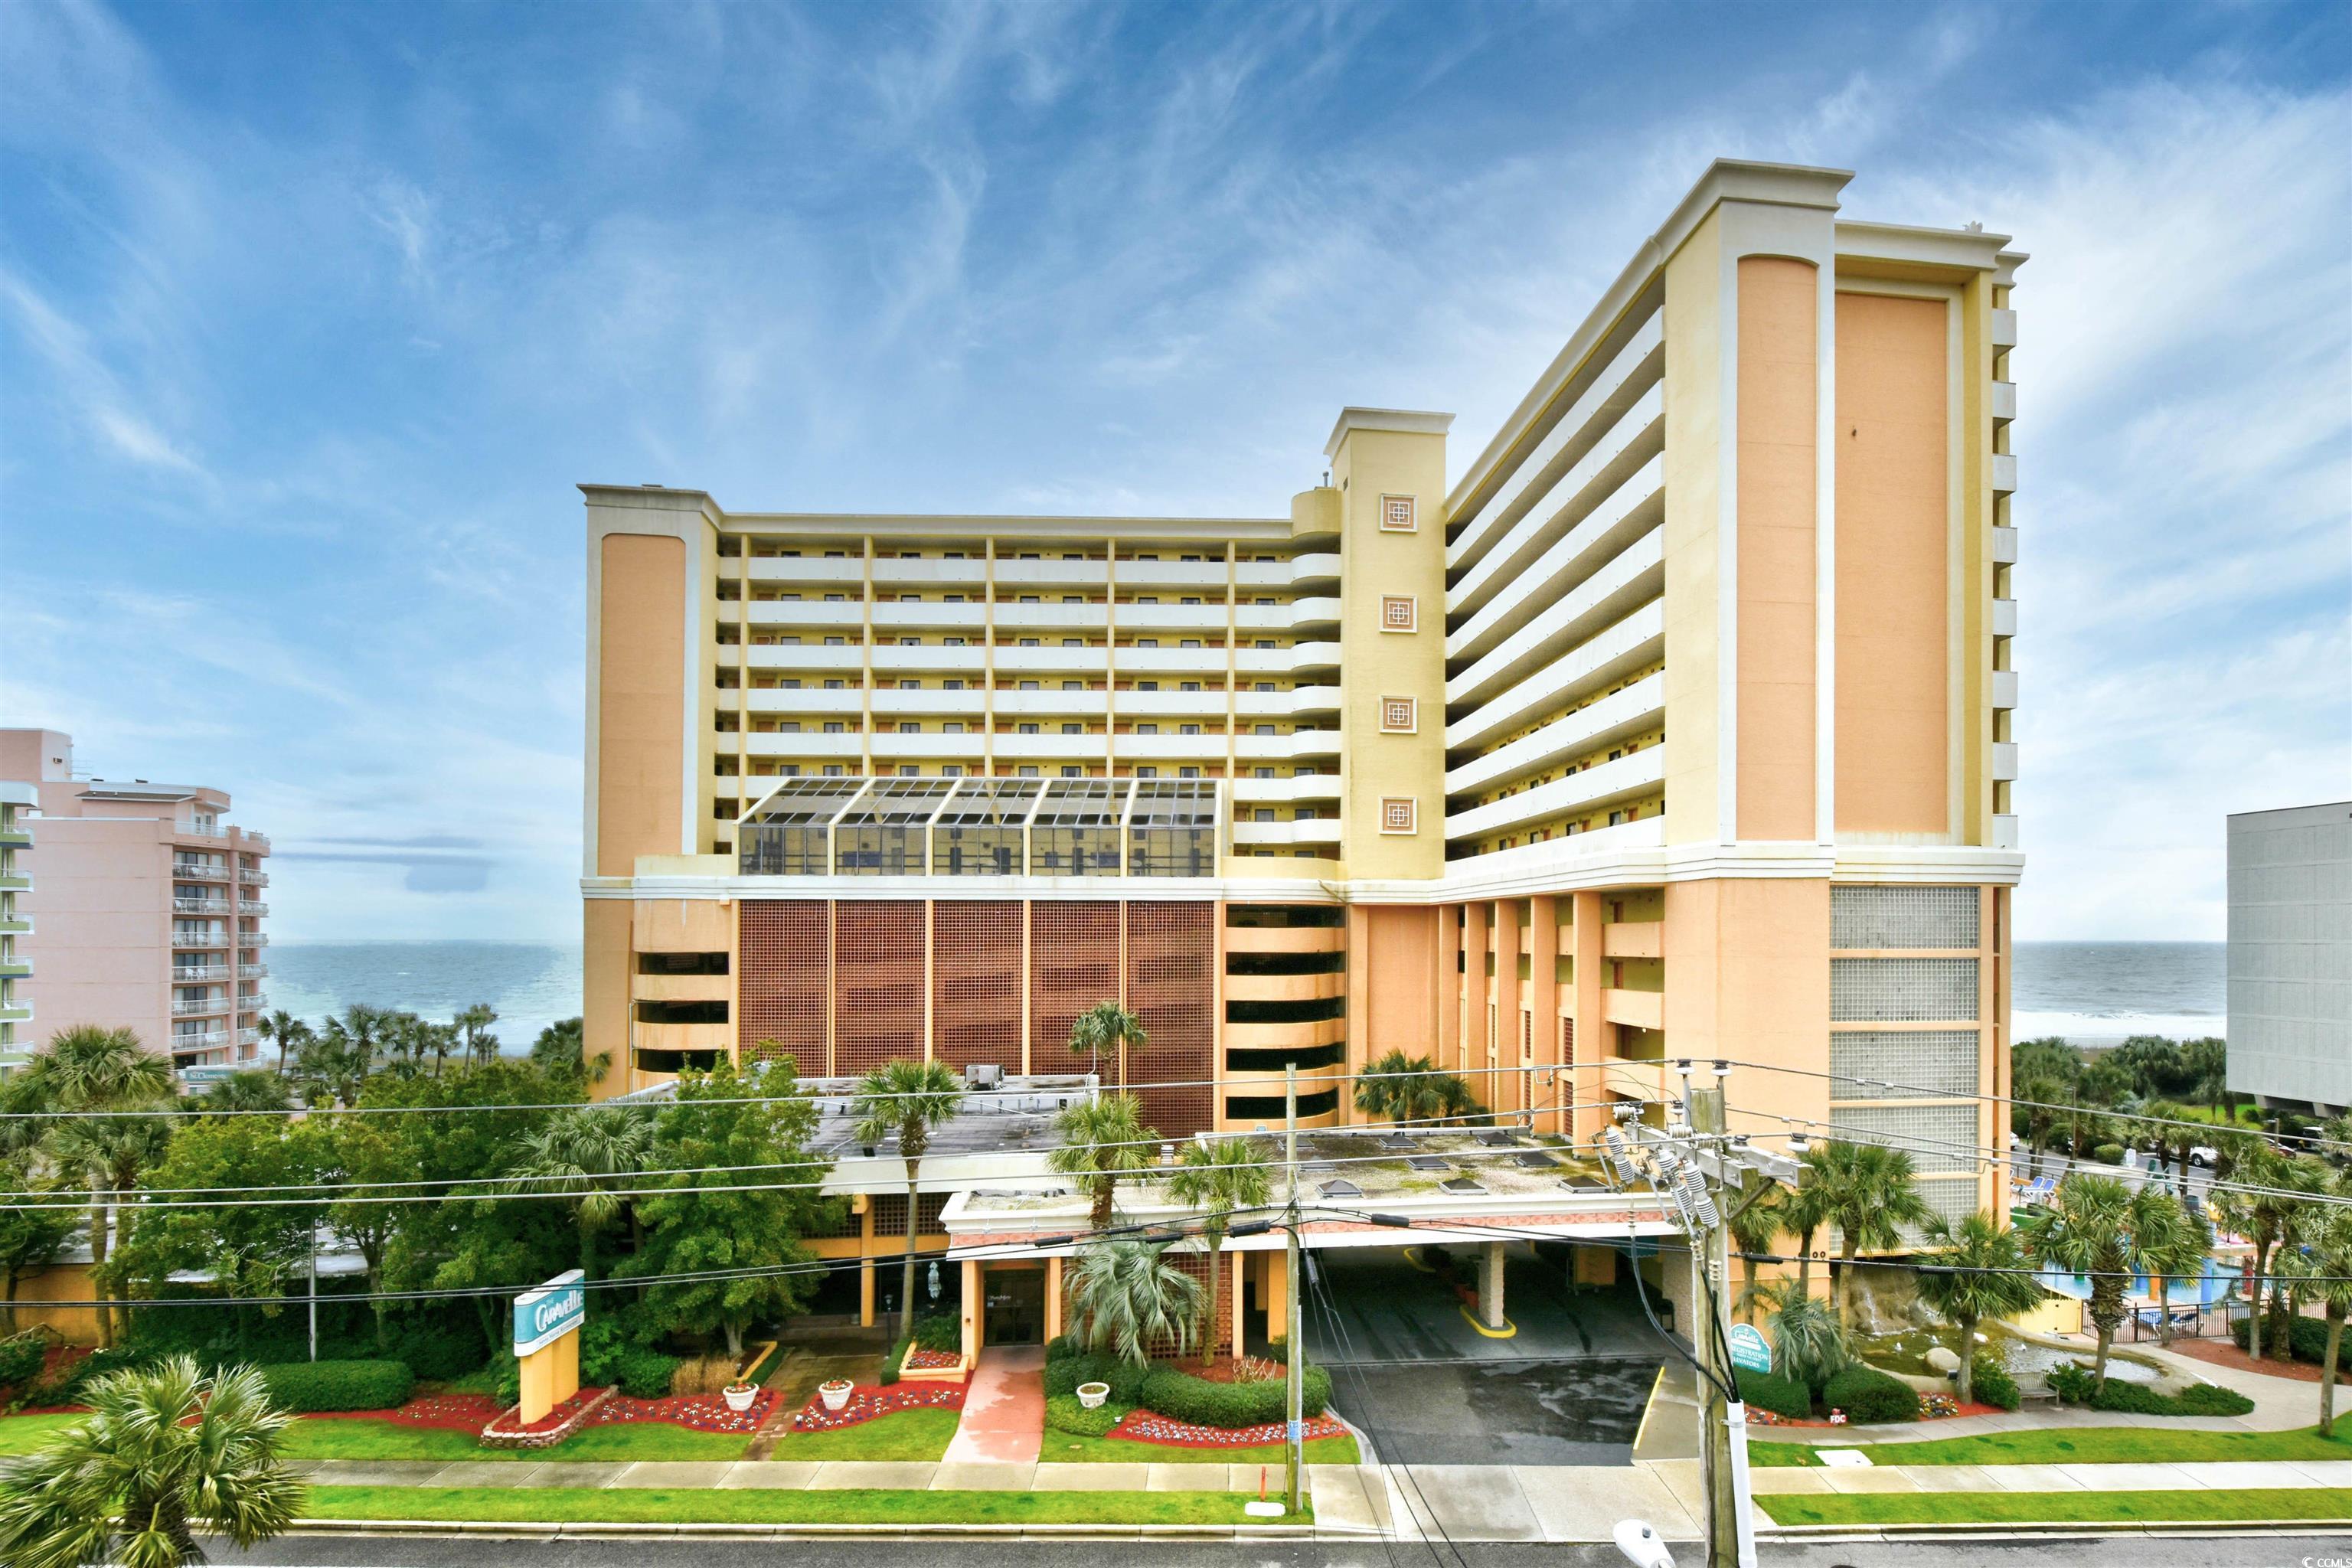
<box><xmin>1380</xmin><ymin>494</ymin><xmax>1418</xmax><ymax>531</ymax></box>
<box><xmin>1380</xmin><ymin>594</ymin><xmax>1418</xmax><ymax>632</ymax></box>
<box><xmin>1380</xmin><ymin>796</ymin><xmax>1418</xmax><ymax>835</ymax></box>
<box><xmin>1380</xmin><ymin>696</ymin><xmax>1417</xmax><ymax>733</ymax></box>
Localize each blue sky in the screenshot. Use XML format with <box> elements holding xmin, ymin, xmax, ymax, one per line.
<box><xmin>2</xmin><ymin>1</ymin><xmax>2346</xmax><ymax>944</ymax></box>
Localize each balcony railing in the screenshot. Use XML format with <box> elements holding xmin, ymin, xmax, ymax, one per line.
<box><xmin>240</xmin><ymin>831</ymin><xmax>270</xmax><ymax>851</ymax></box>
<box><xmin>172</xmin><ymin>930</ymin><xmax>227</xmax><ymax>950</ymax></box>
<box><xmin>171</xmin><ymin>1031</ymin><xmax>230</xmax><ymax>1051</ymax></box>
<box><xmin>236</xmin><ymin>901</ymin><xmax>270</xmax><ymax>917</ymax></box>
<box><xmin>173</xmin><ymin>897</ymin><xmax>233</xmax><ymax>914</ymax></box>
<box><xmin>173</xmin><ymin>861</ymin><xmax>231</xmax><ymax>882</ymax></box>
<box><xmin>237</xmin><ymin>961</ymin><xmax>269</xmax><ymax>978</ymax></box>
<box><xmin>236</xmin><ymin>931</ymin><xmax>270</xmax><ymax>949</ymax></box>
<box><xmin>173</xmin><ymin>964</ymin><xmax>230</xmax><ymax>983</ymax></box>
<box><xmin>238</xmin><ymin>867</ymin><xmax>269</xmax><ymax>887</ymax></box>
<box><xmin>172</xmin><ymin>995</ymin><xmax>229</xmax><ymax>1016</ymax></box>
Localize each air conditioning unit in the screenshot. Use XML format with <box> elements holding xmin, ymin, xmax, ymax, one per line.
<box><xmin>967</xmin><ymin>1063</ymin><xmax>1004</xmax><ymax>1091</ymax></box>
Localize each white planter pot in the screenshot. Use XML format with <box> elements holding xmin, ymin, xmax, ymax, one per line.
<box><xmin>1076</xmin><ymin>1382</ymin><xmax>1110</xmax><ymax>1410</ymax></box>
<box><xmin>723</xmin><ymin>1386</ymin><xmax>758</xmax><ymax>1413</ymax></box>
<box><xmin>819</xmin><ymin>1381</ymin><xmax>854</xmax><ymax>1413</ymax></box>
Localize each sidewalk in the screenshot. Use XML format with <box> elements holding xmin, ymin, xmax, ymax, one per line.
<box><xmin>1748</xmin><ymin>1341</ymin><xmax>2323</xmax><ymax>1445</ymax></box>
<box><xmin>289</xmin><ymin>1457</ymin><xmax>1285</xmax><ymax>1493</ymax></box>
<box><xmin>1749</xmin><ymin>1456</ymin><xmax>2352</xmax><ymax>1495</ymax></box>
<box><xmin>942</xmin><ymin>1347</ymin><xmax>1045</xmax><ymax>1468</ymax></box>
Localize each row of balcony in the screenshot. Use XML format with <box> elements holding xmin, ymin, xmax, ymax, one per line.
<box><xmin>1446</xmin><ymin>747</ymin><xmax>1667</xmax><ymax>844</ymax></box>
<box><xmin>733</xmin><ymin>598</ymin><xmax>1342</xmax><ymax>633</ymax></box>
<box><xmin>736</xmin><ymin>554</ymin><xmax>1341</xmax><ymax>590</ymax></box>
<box><xmin>733</xmin><ymin>642</ymin><xmax>1346</xmax><ymax>678</ymax></box>
<box><xmin>1444</xmin><ymin>671</ymin><xmax>1665</xmax><ymax>800</ymax></box>
<box><xmin>740</xmin><ymin>730</ymin><xmax>1344</xmax><ymax>763</ymax></box>
<box><xmin>735</xmin><ymin>685</ymin><xmax>1344</xmax><ymax>720</ymax></box>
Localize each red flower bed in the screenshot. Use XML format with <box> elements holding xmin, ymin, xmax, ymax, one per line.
<box><xmin>307</xmin><ymin>1393</ymin><xmax>504</xmax><ymax>1433</ymax></box>
<box><xmin>792</xmin><ymin>1383</ymin><xmax>964</xmax><ymax>1432</ymax></box>
<box><xmin>1747</xmin><ymin>1394</ymin><xmax>2003</xmax><ymax>1428</ymax></box>
<box><xmin>902</xmin><ymin>1348</ymin><xmax>962</xmax><ymax>1370</ymax></box>
<box><xmin>589</xmin><ymin>1390</ymin><xmax>777</xmax><ymax>1433</ymax></box>
<box><xmin>495</xmin><ymin>1386</ymin><xmax>607</xmax><ymax>1436</ymax></box>
<box><xmin>1107</xmin><ymin>1410</ymin><xmax>1348</xmax><ymax>1449</ymax></box>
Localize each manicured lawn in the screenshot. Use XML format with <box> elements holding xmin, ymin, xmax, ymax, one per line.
<box><xmin>1759</xmin><ymin>1488</ymin><xmax>2352</xmax><ymax>1527</ymax></box>
<box><xmin>280</xmin><ymin>1418</ymin><xmax>750</xmax><ymax>1462</ymax></box>
<box><xmin>1041</xmin><ymin>1430</ymin><xmax>1361</xmax><ymax>1465</ymax></box>
<box><xmin>1750</xmin><ymin>1423</ymin><xmax>2352</xmax><ymax>1469</ymax></box>
<box><xmin>0</xmin><ymin>1413</ymin><xmax>83</xmax><ymax>1455</ymax></box>
<box><xmin>303</xmin><ymin>1485</ymin><xmax>1300</xmax><ymax>1527</ymax></box>
<box><xmin>763</xmin><ymin>1406</ymin><xmax>960</xmax><ymax>1462</ymax></box>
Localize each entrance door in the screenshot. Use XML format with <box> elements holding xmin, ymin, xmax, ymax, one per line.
<box><xmin>985</xmin><ymin>1267</ymin><xmax>1046</xmax><ymax>1346</ymax></box>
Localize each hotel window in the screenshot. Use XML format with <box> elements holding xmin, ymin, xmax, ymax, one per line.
<box><xmin>1018</xmin><ymin>723</ymin><xmax>1039</xmax><ymax>734</ymax></box>
<box><xmin>823</xmin><ymin>722</ymin><xmax>846</xmax><ymax>733</ymax></box>
<box><xmin>1019</xmin><ymin>595</ymin><xmax>1039</xmax><ymax>603</ymax></box>
<box><xmin>1136</xmin><ymin>596</ymin><xmax>1160</xmax><ymax>605</ymax></box>
<box><xmin>824</xmin><ymin>635</ymin><xmax>847</xmax><ymax>646</ymax></box>
<box><xmin>1380</xmin><ymin>697</ymin><xmax>1416</xmax><ymax>734</ymax></box>
<box><xmin>940</xmin><ymin>678</ymin><xmax>960</xmax><ymax>690</ymax></box>
<box><xmin>1063</xmin><ymin>724</ymin><xmax>1084</xmax><ymax>734</ymax></box>
<box><xmin>1137</xmin><ymin>724</ymin><xmax>1160</xmax><ymax>735</ymax></box>
<box><xmin>1380</xmin><ymin>595</ymin><xmax>1417</xmax><ymax>632</ymax></box>
<box><xmin>1062</xmin><ymin>766</ymin><xmax>1084</xmax><ymax>777</ymax></box>
<box><xmin>1063</xmin><ymin>681</ymin><xmax>1084</xmax><ymax>690</ymax></box>
<box><xmin>823</xmin><ymin>764</ymin><xmax>846</xmax><ymax>776</ymax></box>
<box><xmin>1061</xmin><ymin>638</ymin><xmax>1083</xmax><ymax>647</ymax></box>
<box><xmin>942</xmin><ymin>723</ymin><xmax>965</xmax><ymax>734</ymax></box>
<box><xmin>1380</xmin><ymin>797</ymin><xmax>1417</xmax><ymax>835</ymax></box>
<box><xmin>1138</xmin><ymin>681</ymin><xmax>1159</xmax><ymax>691</ymax></box>
<box><xmin>1180</xmin><ymin>766</ymin><xmax>1200</xmax><ymax>778</ymax></box>
<box><xmin>1181</xmin><ymin>596</ymin><xmax>1201</xmax><ymax>606</ymax></box>
<box><xmin>1380</xmin><ymin>495</ymin><xmax>1417</xmax><ymax>531</ymax></box>
<box><xmin>1255</xmin><ymin>767</ymin><xmax>1276</xmax><ymax>779</ymax></box>
<box><xmin>1018</xmin><ymin>680</ymin><xmax>1039</xmax><ymax>690</ymax></box>
<box><xmin>1180</xmin><ymin>724</ymin><xmax>1200</xmax><ymax>736</ymax></box>
<box><xmin>1180</xmin><ymin>639</ymin><xmax>1201</xmax><ymax>648</ymax></box>
<box><xmin>944</xmin><ymin>593</ymin><xmax>966</xmax><ymax>603</ymax></box>
<box><xmin>943</xmin><ymin>765</ymin><xmax>963</xmax><ymax>776</ymax></box>
<box><xmin>945</xmin><ymin>635</ymin><xmax>969</xmax><ymax>646</ymax></box>
<box><xmin>824</xmin><ymin>593</ymin><xmax>847</xmax><ymax>602</ymax></box>
<box><xmin>1256</xmin><ymin>724</ymin><xmax>1276</xmax><ymax>737</ymax></box>
<box><xmin>1018</xmin><ymin>765</ymin><xmax>1040</xmax><ymax>777</ymax></box>
<box><xmin>1138</xmin><ymin>766</ymin><xmax>1158</xmax><ymax>778</ymax></box>
<box><xmin>1254</xmin><ymin>808</ymin><xmax>1275</xmax><ymax>822</ymax></box>
<box><xmin>1020</xmin><ymin>638</ymin><xmax>1040</xmax><ymax>647</ymax></box>
<box><xmin>1135</xmin><ymin>638</ymin><xmax>1159</xmax><ymax>648</ymax></box>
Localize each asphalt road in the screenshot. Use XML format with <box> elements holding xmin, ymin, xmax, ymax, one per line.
<box><xmin>205</xmin><ymin>1534</ymin><xmax>2352</xmax><ymax>1567</ymax></box>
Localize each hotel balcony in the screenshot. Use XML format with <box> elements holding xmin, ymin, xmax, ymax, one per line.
<box><xmin>236</xmin><ymin>900</ymin><xmax>270</xmax><ymax>917</ymax></box>
<box><xmin>0</xmin><ymin>995</ymin><xmax>32</xmax><ymax>1027</ymax></box>
<box><xmin>173</xmin><ymin>897</ymin><xmax>234</xmax><ymax>915</ymax></box>
<box><xmin>0</xmin><ymin>873</ymin><xmax>28</xmax><ymax>894</ymax></box>
<box><xmin>1991</xmin><ymin>525</ymin><xmax>2017</xmax><ymax>565</ymax></box>
<box><xmin>173</xmin><ymin>963</ymin><xmax>231</xmax><ymax>984</ymax></box>
<box><xmin>748</xmin><ymin>555</ymin><xmax>865</xmax><ymax>585</ymax></box>
<box><xmin>236</xmin><ymin>931</ymin><xmax>270</xmax><ymax>949</ymax></box>
<box><xmin>1991</xmin><ymin>670</ymin><xmax>2018</xmax><ymax>710</ymax></box>
<box><xmin>1991</xmin><ymin>814</ymin><xmax>2020</xmax><ymax>851</ymax></box>
<box><xmin>237</xmin><ymin>960</ymin><xmax>270</xmax><ymax>978</ymax></box>
<box><xmin>0</xmin><ymin>822</ymin><xmax>30</xmax><ymax>850</ymax></box>
<box><xmin>746</xmin><ymin>732</ymin><xmax>865</xmax><ymax>760</ymax></box>
<box><xmin>173</xmin><ymin>861</ymin><xmax>232</xmax><ymax>883</ymax></box>
<box><xmin>1600</xmin><ymin>923</ymin><xmax>1663</xmax><ymax>960</ymax></box>
<box><xmin>1229</xmin><ymin>773</ymin><xmax>1341</xmax><ymax>805</ymax></box>
<box><xmin>239</xmin><ymin>867</ymin><xmax>269</xmax><ymax>887</ymax></box>
<box><xmin>0</xmin><ymin>913</ymin><xmax>31</xmax><ymax>937</ymax></box>
<box><xmin>172</xmin><ymin>1030</ymin><xmax>231</xmax><ymax>1054</ymax></box>
<box><xmin>747</xmin><ymin>645</ymin><xmax>871</xmax><ymax>674</ymax></box>
<box><xmin>1230</xmin><ymin>817</ymin><xmax>1341</xmax><ymax>848</ymax></box>
<box><xmin>1112</xmin><ymin>560</ymin><xmax>1232</xmax><ymax>590</ymax></box>
<box><xmin>1991</xmin><ymin>598</ymin><xmax>2017</xmax><ymax>638</ymax></box>
<box><xmin>172</xmin><ymin>995</ymin><xmax>229</xmax><ymax>1016</ymax></box>
<box><xmin>239</xmin><ymin>831</ymin><xmax>269</xmax><ymax>851</ymax></box>
<box><xmin>1991</xmin><ymin>742</ymin><xmax>2019</xmax><ymax>782</ymax></box>
<box><xmin>172</xmin><ymin>930</ymin><xmax>228</xmax><ymax>951</ymax></box>
<box><xmin>990</xmin><ymin>603</ymin><xmax>1111</xmax><ymax>633</ymax></box>
<box><xmin>1444</xmin><ymin>746</ymin><xmax>1666</xmax><ymax>842</ymax></box>
<box><xmin>989</xmin><ymin>646</ymin><xmax>1105</xmax><ymax>677</ymax></box>
<box><xmin>0</xmin><ymin>954</ymin><xmax>28</xmax><ymax>982</ymax></box>
<box><xmin>1442</xmin><ymin>672</ymin><xmax>1665</xmax><ymax>798</ymax></box>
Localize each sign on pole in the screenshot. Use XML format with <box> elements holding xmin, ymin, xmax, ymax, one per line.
<box><xmin>1726</xmin><ymin>1321</ymin><xmax>1772</xmax><ymax>1375</ymax></box>
<box><xmin>513</xmin><ymin>1269</ymin><xmax>586</xmax><ymax>1357</ymax></box>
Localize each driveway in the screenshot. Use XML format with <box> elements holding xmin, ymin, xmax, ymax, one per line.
<box><xmin>1294</xmin><ymin>1243</ymin><xmax>1669</xmax><ymax>1466</ymax></box>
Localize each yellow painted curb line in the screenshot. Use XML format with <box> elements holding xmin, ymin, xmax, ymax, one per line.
<box><xmin>1400</xmin><ymin>1248</ymin><xmax>1436</xmax><ymax>1274</ymax></box>
<box><xmin>1458</xmin><ymin>1302</ymin><xmax>1517</xmax><ymax>1339</ymax></box>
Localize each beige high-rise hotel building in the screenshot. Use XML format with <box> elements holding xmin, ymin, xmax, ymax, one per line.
<box><xmin>580</xmin><ymin>160</ymin><xmax>2026</xmax><ymax>1227</ymax></box>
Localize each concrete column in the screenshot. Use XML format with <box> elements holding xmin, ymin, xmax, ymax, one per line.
<box><xmin>1230</xmin><ymin>1251</ymin><xmax>1246</xmax><ymax>1357</ymax></box>
<box><xmin>1480</xmin><ymin>1242</ymin><xmax>1508</xmax><ymax>1331</ymax></box>
<box><xmin>1530</xmin><ymin>896</ymin><xmax>1561</xmax><ymax>1133</ymax></box>
<box><xmin>858</xmin><ymin>1259</ymin><xmax>876</xmax><ymax>1328</ymax></box>
<box><xmin>1045</xmin><ymin>1256</ymin><xmax>1065</xmax><ymax>1342</ymax></box>
<box><xmin>962</xmin><ymin>1259</ymin><xmax>983</xmax><ymax>1364</ymax></box>
<box><xmin>1570</xmin><ymin>890</ymin><xmax>1606</xmax><ymax>1142</ymax></box>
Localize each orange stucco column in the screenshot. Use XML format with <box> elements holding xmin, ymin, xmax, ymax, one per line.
<box><xmin>1046</xmin><ymin>1256</ymin><xmax>1065</xmax><ymax>1342</ymax></box>
<box><xmin>1570</xmin><ymin>890</ymin><xmax>1605</xmax><ymax>1140</ymax></box>
<box><xmin>961</xmin><ymin>1259</ymin><xmax>982</xmax><ymax>1363</ymax></box>
<box><xmin>1491</xmin><ymin>898</ymin><xmax>1522</xmax><ymax>1118</ymax></box>
<box><xmin>1529</xmin><ymin>897</ymin><xmax>1561</xmax><ymax>1133</ymax></box>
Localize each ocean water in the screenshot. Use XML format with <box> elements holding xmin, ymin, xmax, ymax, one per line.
<box><xmin>2014</xmin><ymin>940</ymin><xmax>2224</xmax><ymax>1046</ymax></box>
<box><xmin>266</xmin><ymin>938</ymin><xmax>2222</xmax><ymax>1056</ymax></box>
<box><xmin>266</xmin><ymin>942</ymin><xmax>583</xmax><ymax>1056</ymax></box>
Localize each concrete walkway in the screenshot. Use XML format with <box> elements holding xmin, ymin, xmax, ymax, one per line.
<box><xmin>1748</xmin><ymin>1340</ymin><xmax>2324</xmax><ymax>1445</ymax></box>
<box><xmin>942</xmin><ymin>1347</ymin><xmax>1044</xmax><ymax>1467</ymax></box>
<box><xmin>1749</xmin><ymin>1456</ymin><xmax>2352</xmax><ymax>1495</ymax></box>
<box><xmin>289</xmin><ymin>1458</ymin><xmax>1281</xmax><ymax>1493</ymax></box>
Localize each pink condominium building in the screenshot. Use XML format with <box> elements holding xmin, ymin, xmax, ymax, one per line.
<box><xmin>0</xmin><ymin>730</ymin><xmax>273</xmax><ymax>1081</ymax></box>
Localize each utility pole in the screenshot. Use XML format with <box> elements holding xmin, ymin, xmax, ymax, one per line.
<box><xmin>1283</xmin><ymin>1064</ymin><xmax>1304</xmax><ymax>1516</ymax></box>
<box><xmin>308</xmin><ymin>1214</ymin><xmax>319</xmax><ymax>1363</ymax></box>
<box><xmin>1688</xmin><ymin>1080</ymin><xmax>1748</xmax><ymax>1568</ymax></box>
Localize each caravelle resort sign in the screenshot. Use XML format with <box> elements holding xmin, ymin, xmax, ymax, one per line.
<box><xmin>514</xmin><ymin>1268</ymin><xmax>586</xmax><ymax>1357</ymax></box>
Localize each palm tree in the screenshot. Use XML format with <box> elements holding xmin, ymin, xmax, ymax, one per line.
<box><xmin>1067</xmin><ymin>1237</ymin><xmax>1205</xmax><ymax>1368</ymax></box>
<box><xmin>1167</xmin><ymin>1137</ymin><xmax>1271</xmax><ymax>1364</ymax></box>
<box><xmin>253</xmin><ymin>1009</ymin><xmax>309</xmax><ymax>1079</ymax></box>
<box><xmin>2140</xmin><ymin>1193</ymin><xmax>2214</xmax><ymax>1348</ymax></box>
<box><xmin>1912</xmin><ymin>1210</ymin><xmax>2046</xmax><ymax>1405</ymax></box>
<box><xmin>18</xmin><ymin>1025</ymin><xmax>174</xmax><ymax>1348</ymax></box>
<box><xmin>456</xmin><ymin>1003</ymin><xmax>501</xmax><ymax>1068</ymax></box>
<box><xmin>199</xmin><ymin>1070</ymin><xmax>291</xmax><ymax>1116</ymax></box>
<box><xmin>1779</xmin><ymin>1171</ymin><xmax>1835</xmax><ymax>1304</ymax></box>
<box><xmin>1808</xmin><ymin>1141</ymin><xmax>1936</xmax><ymax>1331</ymax></box>
<box><xmin>1766</xmin><ymin>1294</ymin><xmax>1851</xmax><ymax>1394</ymax></box>
<box><xmin>2017</xmin><ymin>1174</ymin><xmax>2190</xmax><ymax>1393</ymax></box>
<box><xmin>1352</xmin><ymin>1050</ymin><xmax>1475</xmax><ymax>1128</ymax></box>
<box><xmin>850</xmin><ymin>1059</ymin><xmax>967</xmax><ymax>1340</ymax></box>
<box><xmin>503</xmin><ymin>1105</ymin><xmax>658</xmax><ymax>1280</ymax></box>
<box><xmin>2276</xmin><ymin>1174</ymin><xmax>2352</xmax><ymax>1436</ymax></box>
<box><xmin>1068</xmin><ymin>999</ymin><xmax>1147</xmax><ymax>1088</ymax></box>
<box><xmin>1725</xmin><ymin>1181</ymin><xmax>1784</xmax><ymax>1321</ymax></box>
<box><xmin>2215</xmin><ymin>1147</ymin><xmax>2332</xmax><ymax>1361</ymax></box>
<box><xmin>0</xmin><ymin>1354</ymin><xmax>305</xmax><ymax>1567</ymax></box>
<box><xmin>1049</xmin><ymin>1093</ymin><xmax>1159</xmax><ymax>1231</ymax></box>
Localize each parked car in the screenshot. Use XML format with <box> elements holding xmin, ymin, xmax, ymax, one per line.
<box><xmin>2188</xmin><ymin>1145</ymin><xmax>2220</xmax><ymax>1168</ymax></box>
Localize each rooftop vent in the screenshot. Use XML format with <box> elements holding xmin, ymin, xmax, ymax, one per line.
<box><xmin>1406</xmin><ymin>1155</ymin><xmax>1450</xmax><ymax>1172</ymax></box>
<box><xmin>1513</xmin><ymin>1152</ymin><xmax>1560</xmax><ymax>1169</ymax></box>
<box><xmin>1318</xmin><ymin>1178</ymin><xmax>1363</xmax><ymax>1199</ymax></box>
<box><xmin>1439</xmin><ymin>1177</ymin><xmax>1488</xmax><ymax>1195</ymax></box>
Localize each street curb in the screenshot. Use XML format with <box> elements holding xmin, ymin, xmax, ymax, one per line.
<box><xmin>1763</xmin><ymin>1519</ymin><xmax>2352</xmax><ymax>1540</ymax></box>
<box><xmin>291</xmin><ymin>1519</ymin><xmax>1323</xmax><ymax>1540</ymax></box>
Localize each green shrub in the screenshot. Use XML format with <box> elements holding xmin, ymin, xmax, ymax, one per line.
<box><xmin>1135</xmin><ymin>1362</ymin><xmax>1331</xmax><ymax>1427</ymax></box>
<box><xmin>1041</xmin><ymin>1351</ymin><xmax>1151</xmax><ymax>1405</ymax></box>
<box><xmin>494</xmin><ymin>1352</ymin><xmax>520</xmax><ymax>1410</ymax></box>
<box><xmin>2232</xmin><ymin>1312</ymin><xmax>2352</xmax><ymax>1370</ymax></box>
<box><xmin>1821</xmin><ymin>1364</ymin><xmax>1917</xmax><ymax>1425</ymax></box>
<box><xmin>23</xmin><ymin>1346</ymin><xmax>152</xmax><ymax>1406</ymax></box>
<box><xmin>912</xmin><ymin>1315</ymin><xmax>961</xmax><ymax>1354</ymax></box>
<box><xmin>1970</xmin><ymin>1357</ymin><xmax>2021</xmax><ymax>1412</ymax></box>
<box><xmin>1733</xmin><ymin>1368</ymin><xmax>1811</xmax><ymax>1421</ymax></box>
<box><xmin>0</xmin><ymin>1334</ymin><xmax>47</xmax><ymax>1390</ymax></box>
<box><xmin>2046</xmin><ymin>1361</ymin><xmax>2096</xmax><ymax>1404</ymax></box>
<box><xmin>611</xmin><ymin>1348</ymin><xmax>682</xmax><ymax>1400</ymax></box>
<box><xmin>880</xmin><ymin>1337</ymin><xmax>910</xmax><ymax>1387</ymax></box>
<box><xmin>391</xmin><ymin>1319</ymin><xmax>487</xmax><ymax>1382</ymax></box>
<box><xmin>258</xmin><ymin>1358</ymin><xmax>416</xmax><ymax>1413</ymax></box>
<box><xmin>2091</xmin><ymin>1143</ymin><xmax>2127</xmax><ymax>1166</ymax></box>
<box><xmin>1044</xmin><ymin>1334</ymin><xmax>1077</xmax><ymax>1363</ymax></box>
<box><xmin>1044</xmin><ymin>1393</ymin><xmax>1129</xmax><ymax>1437</ymax></box>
